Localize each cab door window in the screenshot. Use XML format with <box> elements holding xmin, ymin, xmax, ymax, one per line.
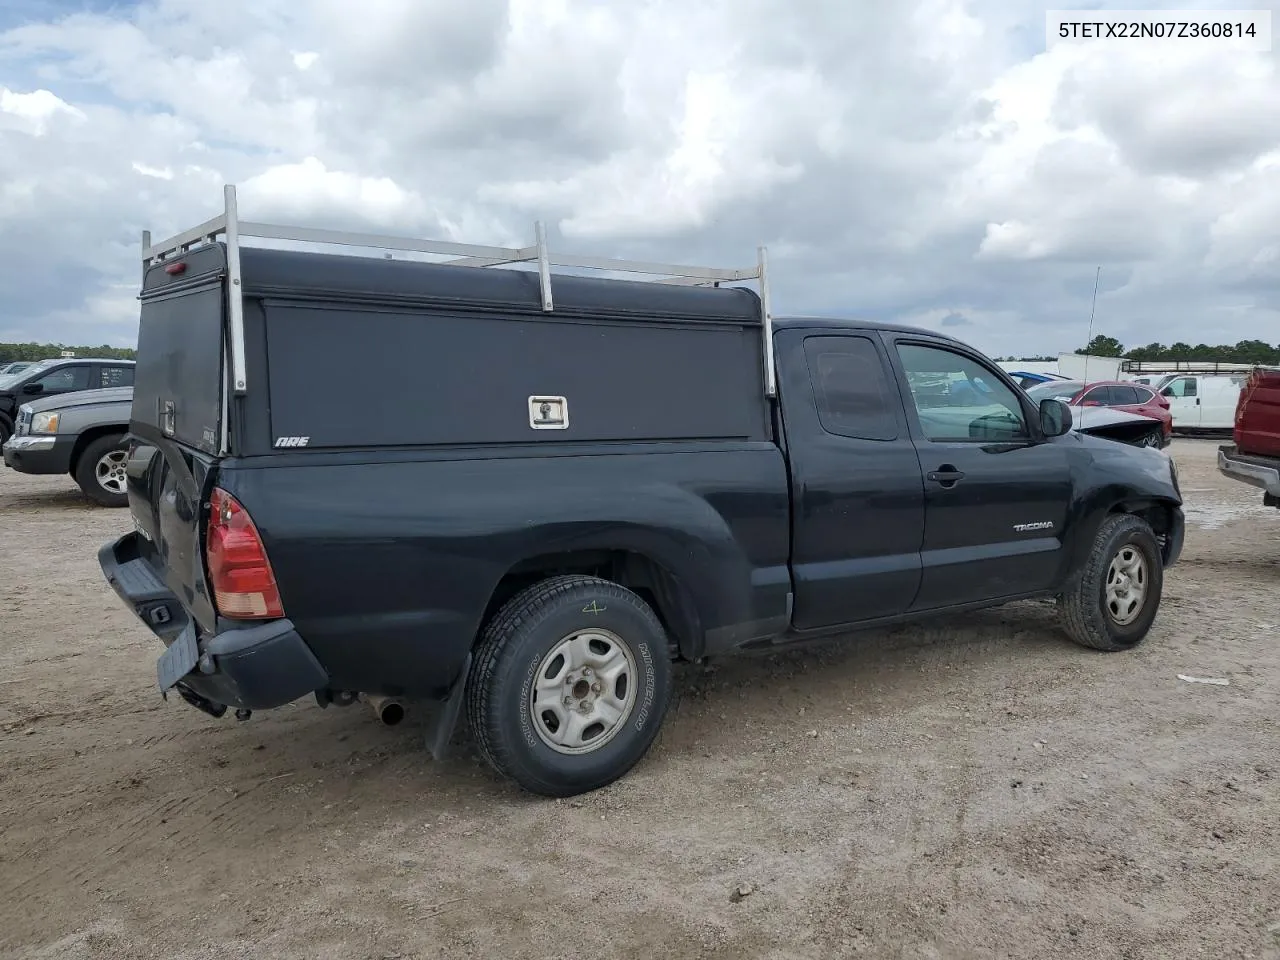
<box><xmin>896</xmin><ymin>344</ymin><xmax>1030</xmax><ymax>442</ymax></box>
<box><xmin>30</xmin><ymin>364</ymin><xmax>91</xmax><ymax>393</ymax></box>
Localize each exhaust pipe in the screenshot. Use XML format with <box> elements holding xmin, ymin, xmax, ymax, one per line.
<box><xmin>366</xmin><ymin>694</ymin><xmax>406</xmax><ymax>726</ymax></box>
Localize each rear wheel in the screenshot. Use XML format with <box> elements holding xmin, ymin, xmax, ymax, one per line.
<box><xmin>466</xmin><ymin>575</ymin><xmax>674</xmax><ymax>797</ymax></box>
<box><xmin>73</xmin><ymin>433</ymin><xmax>130</xmax><ymax>508</ymax></box>
<box><xmin>1059</xmin><ymin>513</ymin><xmax>1163</xmax><ymax>651</ymax></box>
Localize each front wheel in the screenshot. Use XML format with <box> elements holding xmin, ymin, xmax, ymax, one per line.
<box><xmin>466</xmin><ymin>575</ymin><xmax>674</xmax><ymax>797</ymax></box>
<box><xmin>73</xmin><ymin>434</ymin><xmax>130</xmax><ymax>508</ymax></box>
<box><xmin>1059</xmin><ymin>513</ymin><xmax>1163</xmax><ymax>651</ymax></box>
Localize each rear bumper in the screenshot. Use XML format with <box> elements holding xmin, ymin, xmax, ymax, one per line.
<box><xmin>2</xmin><ymin>434</ymin><xmax>74</xmax><ymax>474</ymax></box>
<box><xmin>98</xmin><ymin>532</ymin><xmax>328</xmax><ymax>710</ymax></box>
<box><xmin>1218</xmin><ymin>445</ymin><xmax>1280</xmax><ymax>498</ymax></box>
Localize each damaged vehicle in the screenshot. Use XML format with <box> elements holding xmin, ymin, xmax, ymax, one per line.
<box><xmin>1025</xmin><ymin>379</ymin><xmax>1171</xmax><ymax>449</ymax></box>
<box><xmin>99</xmin><ymin>187</ymin><xmax>1185</xmax><ymax>797</ymax></box>
<box><xmin>1066</xmin><ymin>404</ymin><xmax>1171</xmax><ymax>450</ymax></box>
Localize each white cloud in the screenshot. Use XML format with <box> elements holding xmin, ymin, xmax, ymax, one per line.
<box><xmin>239</xmin><ymin>157</ymin><xmax>427</xmax><ymax>229</ymax></box>
<box><xmin>0</xmin><ymin>0</ymin><xmax>1278</xmax><ymax>359</ymax></box>
<box><xmin>131</xmin><ymin>162</ymin><xmax>174</xmax><ymax>181</ymax></box>
<box><xmin>0</xmin><ymin>86</ymin><xmax>84</xmax><ymax>135</ymax></box>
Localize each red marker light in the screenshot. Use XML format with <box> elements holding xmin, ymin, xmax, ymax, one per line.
<box><xmin>164</xmin><ymin>262</ymin><xmax>187</xmax><ymax>275</ymax></box>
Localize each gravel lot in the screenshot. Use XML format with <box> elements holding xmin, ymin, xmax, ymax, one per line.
<box><xmin>1</xmin><ymin>438</ymin><xmax>1277</xmax><ymax>960</ymax></box>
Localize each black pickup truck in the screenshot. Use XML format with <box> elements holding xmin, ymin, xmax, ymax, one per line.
<box><xmin>99</xmin><ymin>188</ymin><xmax>1184</xmax><ymax>797</ymax></box>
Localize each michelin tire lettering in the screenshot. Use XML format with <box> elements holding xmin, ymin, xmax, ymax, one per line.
<box><xmin>635</xmin><ymin>641</ymin><xmax>656</xmax><ymax>731</ymax></box>
<box><xmin>520</xmin><ymin>654</ymin><xmax>541</xmax><ymax>749</ymax></box>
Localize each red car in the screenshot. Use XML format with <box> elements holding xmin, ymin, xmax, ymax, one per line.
<box><xmin>1025</xmin><ymin>379</ymin><xmax>1173</xmax><ymax>441</ymax></box>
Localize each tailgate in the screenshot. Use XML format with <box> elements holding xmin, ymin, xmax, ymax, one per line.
<box><xmin>1236</xmin><ymin>369</ymin><xmax>1280</xmax><ymax>458</ymax></box>
<box><xmin>126</xmin><ymin>241</ymin><xmax>231</xmax><ymax>634</ymax></box>
<box><xmin>126</xmin><ymin>441</ymin><xmax>220</xmax><ymax>633</ymax></box>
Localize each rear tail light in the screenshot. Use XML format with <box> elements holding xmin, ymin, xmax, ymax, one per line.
<box><xmin>205</xmin><ymin>487</ymin><xmax>284</xmax><ymax>619</ymax></box>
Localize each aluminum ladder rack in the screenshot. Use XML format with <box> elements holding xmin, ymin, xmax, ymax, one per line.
<box><xmin>141</xmin><ymin>185</ymin><xmax>776</xmax><ymax>398</ymax></box>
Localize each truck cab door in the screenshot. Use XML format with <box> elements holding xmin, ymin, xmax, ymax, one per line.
<box><xmin>1161</xmin><ymin>376</ymin><xmax>1201</xmax><ymax>428</ymax></box>
<box><xmin>885</xmin><ymin>337</ymin><xmax>1074</xmax><ymax>610</ymax></box>
<box><xmin>777</xmin><ymin>329</ymin><xmax>925</xmax><ymax>631</ymax></box>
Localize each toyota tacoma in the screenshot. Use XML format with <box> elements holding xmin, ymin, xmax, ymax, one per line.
<box><xmin>98</xmin><ymin>187</ymin><xmax>1185</xmax><ymax>797</ymax></box>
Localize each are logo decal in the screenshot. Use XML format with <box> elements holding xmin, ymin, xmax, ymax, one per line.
<box><xmin>274</xmin><ymin>436</ymin><xmax>310</xmax><ymax>448</ymax></box>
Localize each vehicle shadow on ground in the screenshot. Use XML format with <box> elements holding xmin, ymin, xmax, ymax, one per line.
<box><xmin>0</xmin><ymin>596</ymin><xmax>1135</xmax><ymax>899</ymax></box>
<box><xmin>166</xmin><ymin>598</ymin><xmax>1076</xmax><ymax>802</ymax></box>
<box><xmin>0</xmin><ymin>486</ymin><xmax>98</xmax><ymax>512</ymax></box>
<box><xmin>1177</xmin><ymin>554</ymin><xmax>1280</xmax><ymax>577</ymax></box>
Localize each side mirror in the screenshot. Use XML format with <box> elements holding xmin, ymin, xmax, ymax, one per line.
<box><xmin>21</xmin><ymin>382</ymin><xmax>43</xmax><ymax>395</ymax></box>
<box><xmin>1040</xmin><ymin>398</ymin><xmax>1072</xmax><ymax>437</ymax></box>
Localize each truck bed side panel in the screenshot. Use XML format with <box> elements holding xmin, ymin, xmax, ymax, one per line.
<box><xmin>215</xmin><ymin>443</ymin><xmax>791</xmax><ymax>697</ymax></box>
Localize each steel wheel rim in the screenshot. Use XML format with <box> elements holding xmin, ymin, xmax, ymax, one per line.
<box><xmin>1104</xmin><ymin>544</ymin><xmax>1148</xmax><ymax>626</ymax></box>
<box><xmin>529</xmin><ymin>628</ymin><xmax>638</xmax><ymax>755</ymax></box>
<box><xmin>95</xmin><ymin>449</ymin><xmax>128</xmax><ymax>495</ymax></box>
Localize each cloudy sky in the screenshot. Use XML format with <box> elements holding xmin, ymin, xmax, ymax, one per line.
<box><xmin>1</xmin><ymin>0</ymin><xmax>1277</xmax><ymax>358</ymax></box>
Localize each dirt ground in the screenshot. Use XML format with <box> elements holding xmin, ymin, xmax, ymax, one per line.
<box><xmin>1</xmin><ymin>438</ymin><xmax>1277</xmax><ymax>960</ymax></box>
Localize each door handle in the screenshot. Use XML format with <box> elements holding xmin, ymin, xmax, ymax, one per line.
<box><xmin>927</xmin><ymin>465</ymin><xmax>965</xmax><ymax>487</ymax></box>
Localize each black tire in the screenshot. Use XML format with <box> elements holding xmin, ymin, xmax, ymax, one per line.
<box><xmin>466</xmin><ymin>575</ymin><xmax>674</xmax><ymax>797</ymax></box>
<box><xmin>0</xmin><ymin>417</ymin><xmax>11</xmax><ymax>446</ymax></box>
<box><xmin>73</xmin><ymin>433</ymin><xmax>130</xmax><ymax>508</ymax></box>
<box><xmin>1137</xmin><ymin>429</ymin><xmax>1162</xmax><ymax>448</ymax></box>
<box><xmin>1059</xmin><ymin>513</ymin><xmax>1163</xmax><ymax>652</ymax></box>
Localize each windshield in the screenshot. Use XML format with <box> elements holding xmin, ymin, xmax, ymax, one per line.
<box><xmin>0</xmin><ymin>358</ymin><xmax>53</xmax><ymax>388</ymax></box>
<box><xmin>1026</xmin><ymin>380</ymin><xmax>1084</xmax><ymax>402</ymax></box>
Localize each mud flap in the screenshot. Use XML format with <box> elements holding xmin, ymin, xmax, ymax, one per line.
<box><xmin>426</xmin><ymin>651</ymin><xmax>472</xmax><ymax>761</ymax></box>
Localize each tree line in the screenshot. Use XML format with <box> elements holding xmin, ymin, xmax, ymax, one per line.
<box><xmin>9</xmin><ymin>333</ymin><xmax>1276</xmax><ymax>368</ymax></box>
<box><xmin>1075</xmin><ymin>334</ymin><xmax>1280</xmax><ymax>365</ymax></box>
<box><xmin>0</xmin><ymin>342</ymin><xmax>136</xmax><ymax>363</ymax></box>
